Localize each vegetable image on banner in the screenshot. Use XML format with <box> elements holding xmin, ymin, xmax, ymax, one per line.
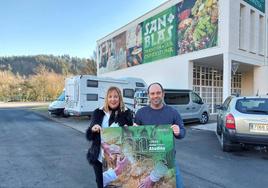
<box><xmin>142</xmin><ymin>6</ymin><xmax>177</xmax><ymax>64</ymax></box>
<box><xmin>177</xmin><ymin>0</ymin><xmax>219</xmax><ymax>54</ymax></box>
<box><xmin>101</xmin><ymin>125</ymin><xmax>176</xmax><ymax>188</ymax></box>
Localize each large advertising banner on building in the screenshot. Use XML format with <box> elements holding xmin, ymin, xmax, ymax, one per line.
<box><xmin>126</xmin><ymin>23</ymin><xmax>143</xmax><ymax>68</ymax></box>
<box><xmin>97</xmin><ymin>0</ymin><xmax>219</xmax><ymax>73</ymax></box>
<box><xmin>177</xmin><ymin>0</ymin><xmax>218</xmax><ymax>54</ymax></box>
<box><xmin>142</xmin><ymin>6</ymin><xmax>177</xmax><ymax>63</ymax></box>
<box><xmin>98</xmin><ymin>32</ymin><xmax>127</xmax><ymax>73</ymax></box>
<box><xmin>244</xmin><ymin>0</ymin><xmax>265</xmax><ymax>13</ymax></box>
<box><xmin>101</xmin><ymin>125</ymin><xmax>176</xmax><ymax>188</ymax></box>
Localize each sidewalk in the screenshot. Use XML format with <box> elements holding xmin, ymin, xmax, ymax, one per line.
<box><xmin>31</xmin><ymin>108</ymin><xmax>90</xmax><ymax>133</ymax></box>
<box><xmin>33</xmin><ymin>107</ymin><xmax>217</xmax><ymax>134</ymax></box>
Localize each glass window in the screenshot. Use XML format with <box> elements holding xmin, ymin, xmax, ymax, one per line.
<box><xmin>123</xmin><ymin>89</ymin><xmax>134</xmax><ymax>99</ymax></box>
<box><xmin>191</xmin><ymin>92</ymin><xmax>203</xmax><ymax>104</ymax></box>
<box><xmin>249</xmin><ymin>9</ymin><xmax>256</xmax><ymax>53</ymax></box>
<box><xmin>87</xmin><ymin>94</ymin><xmax>98</xmax><ymax>101</ymax></box>
<box><xmin>259</xmin><ymin>15</ymin><xmax>265</xmax><ymax>55</ymax></box>
<box><xmin>164</xmin><ymin>92</ymin><xmax>190</xmax><ymax>105</ymax></box>
<box><xmin>239</xmin><ymin>4</ymin><xmax>246</xmax><ymax>50</ymax></box>
<box><xmin>87</xmin><ymin>80</ymin><xmax>98</xmax><ymax>87</ymax></box>
<box><xmin>236</xmin><ymin>98</ymin><xmax>268</xmax><ymax>115</ymax></box>
<box><xmin>136</xmin><ymin>82</ymin><xmax>145</xmax><ymax>87</ymax></box>
<box><xmin>57</xmin><ymin>91</ymin><xmax>65</xmax><ymax>101</ymax></box>
<box><xmin>222</xmin><ymin>97</ymin><xmax>232</xmax><ymax>109</ymax></box>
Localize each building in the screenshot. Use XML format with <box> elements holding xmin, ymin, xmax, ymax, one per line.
<box><xmin>96</xmin><ymin>0</ymin><xmax>268</xmax><ymax>114</ymax></box>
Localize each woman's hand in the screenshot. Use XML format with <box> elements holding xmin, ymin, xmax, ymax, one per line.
<box><xmin>91</xmin><ymin>124</ymin><xmax>101</xmax><ymax>133</ymax></box>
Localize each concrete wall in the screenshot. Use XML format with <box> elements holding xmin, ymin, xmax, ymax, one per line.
<box><xmin>229</xmin><ymin>0</ymin><xmax>267</xmax><ymax>65</ymax></box>
<box><xmin>101</xmin><ymin>55</ymin><xmax>191</xmax><ymax>89</ymax></box>
<box><xmin>253</xmin><ymin>65</ymin><xmax>268</xmax><ymax>95</ymax></box>
<box><xmin>241</xmin><ymin>70</ymin><xmax>253</xmax><ymax>96</ymax></box>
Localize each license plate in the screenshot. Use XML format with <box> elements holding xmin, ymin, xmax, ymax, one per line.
<box><xmin>250</xmin><ymin>124</ymin><xmax>268</xmax><ymax>133</ymax></box>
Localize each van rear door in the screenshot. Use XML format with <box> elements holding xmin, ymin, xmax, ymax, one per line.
<box><xmin>164</xmin><ymin>91</ymin><xmax>190</xmax><ymax>119</ymax></box>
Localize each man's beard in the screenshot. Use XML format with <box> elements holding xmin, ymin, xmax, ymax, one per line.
<box><xmin>150</xmin><ymin>98</ymin><xmax>162</xmax><ymax>105</ymax></box>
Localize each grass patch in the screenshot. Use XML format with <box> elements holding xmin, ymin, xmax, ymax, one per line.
<box><xmin>31</xmin><ymin>105</ymin><xmax>48</xmax><ymax>112</ymax></box>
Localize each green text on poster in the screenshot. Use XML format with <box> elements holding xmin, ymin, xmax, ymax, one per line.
<box><xmin>142</xmin><ymin>6</ymin><xmax>177</xmax><ymax>63</ymax></box>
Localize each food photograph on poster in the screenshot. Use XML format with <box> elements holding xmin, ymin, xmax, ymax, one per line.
<box><xmin>101</xmin><ymin>125</ymin><xmax>176</xmax><ymax>188</ymax></box>
<box><xmin>177</xmin><ymin>0</ymin><xmax>219</xmax><ymax>54</ymax></box>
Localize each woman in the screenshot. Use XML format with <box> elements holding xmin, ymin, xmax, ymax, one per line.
<box><xmin>86</xmin><ymin>86</ymin><xmax>133</xmax><ymax>188</ymax></box>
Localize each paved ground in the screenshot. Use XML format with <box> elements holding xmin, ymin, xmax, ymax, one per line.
<box><xmin>2</xmin><ymin>103</ymin><xmax>268</xmax><ymax>188</ymax></box>
<box><xmin>0</xmin><ymin>108</ymin><xmax>95</xmax><ymax>188</ymax></box>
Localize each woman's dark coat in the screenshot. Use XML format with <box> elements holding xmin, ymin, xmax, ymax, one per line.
<box><xmin>86</xmin><ymin>108</ymin><xmax>133</xmax><ymax>164</ymax></box>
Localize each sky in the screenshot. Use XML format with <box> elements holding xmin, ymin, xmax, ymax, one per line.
<box><xmin>0</xmin><ymin>0</ymin><xmax>167</xmax><ymax>58</ymax></box>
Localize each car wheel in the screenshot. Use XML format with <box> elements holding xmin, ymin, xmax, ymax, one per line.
<box><xmin>200</xmin><ymin>112</ymin><xmax>209</xmax><ymax>124</ymax></box>
<box><xmin>220</xmin><ymin>132</ymin><xmax>233</xmax><ymax>152</ymax></box>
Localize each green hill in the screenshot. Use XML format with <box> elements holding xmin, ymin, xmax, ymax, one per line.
<box><xmin>0</xmin><ymin>54</ymin><xmax>96</xmax><ymax>76</ymax></box>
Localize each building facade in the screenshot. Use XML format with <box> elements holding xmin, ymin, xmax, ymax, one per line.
<box><xmin>96</xmin><ymin>0</ymin><xmax>268</xmax><ymax>114</ymax></box>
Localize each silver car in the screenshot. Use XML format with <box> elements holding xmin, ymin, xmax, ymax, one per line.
<box><xmin>216</xmin><ymin>95</ymin><xmax>268</xmax><ymax>152</ymax></box>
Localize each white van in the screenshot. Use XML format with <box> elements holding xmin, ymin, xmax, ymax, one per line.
<box><xmin>64</xmin><ymin>75</ymin><xmax>147</xmax><ymax>116</ymax></box>
<box><xmin>48</xmin><ymin>90</ymin><xmax>66</xmax><ymax>116</ymax></box>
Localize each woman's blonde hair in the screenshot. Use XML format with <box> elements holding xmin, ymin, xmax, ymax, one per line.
<box><xmin>104</xmin><ymin>86</ymin><xmax>125</xmax><ymax>112</ymax></box>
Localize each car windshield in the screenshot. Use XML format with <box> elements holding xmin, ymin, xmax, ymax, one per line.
<box><xmin>57</xmin><ymin>91</ymin><xmax>65</xmax><ymax>101</ymax></box>
<box><xmin>235</xmin><ymin>98</ymin><xmax>268</xmax><ymax>115</ymax></box>
<box><xmin>134</xmin><ymin>91</ymin><xmax>148</xmax><ymax>106</ymax></box>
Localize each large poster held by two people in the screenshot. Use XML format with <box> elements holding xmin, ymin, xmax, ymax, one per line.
<box><xmin>101</xmin><ymin>125</ymin><xmax>176</xmax><ymax>188</ymax></box>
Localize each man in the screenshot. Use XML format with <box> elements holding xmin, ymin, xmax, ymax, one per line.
<box><xmin>135</xmin><ymin>82</ymin><xmax>186</xmax><ymax>188</ymax></box>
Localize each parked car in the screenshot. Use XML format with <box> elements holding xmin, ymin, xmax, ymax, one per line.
<box><xmin>48</xmin><ymin>90</ymin><xmax>66</xmax><ymax>116</ymax></box>
<box><xmin>134</xmin><ymin>89</ymin><xmax>210</xmax><ymax>124</ymax></box>
<box><xmin>216</xmin><ymin>95</ymin><xmax>268</xmax><ymax>152</ymax></box>
<box><xmin>134</xmin><ymin>90</ymin><xmax>148</xmax><ymax>114</ymax></box>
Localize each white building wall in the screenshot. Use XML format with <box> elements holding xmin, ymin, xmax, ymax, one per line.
<box><xmin>229</xmin><ymin>0</ymin><xmax>267</xmax><ymax>64</ymax></box>
<box><xmin>254</xmin><ymin>66</ymin><xmax>268</xmax><ymax>95</ymax></box>
<box><xmin>97</xmin><ymin>0</ymin><xmax>268</xmax><ymax>97</ymax></box>
<box><xmin>241</xmin><ymin>70</ymin><xmax>253</xmax><ymax>96</ymax></box>
<box><xmin>102</xmin><ymin>55</ymin><xmax>190</xmax><ymax>89</ymax></box>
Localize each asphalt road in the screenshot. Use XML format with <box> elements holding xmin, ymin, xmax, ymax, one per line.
<box><xmin>177</xmin><ymin>128</ymin><xmax>268</xmax><ymax>188</ymax></box>
<box><xmin>0</xmin><ymin>108</ymin><xmax>95</xmax><ymax>188</ymax></box>
<box><xmin>1</xmin><ymin>107</ymin><xmax>268</xmax><ymax>188</ymax></box>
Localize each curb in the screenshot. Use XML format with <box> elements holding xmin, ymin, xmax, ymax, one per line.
<box><xmin>30</xmin><ymin>109</ymin><xmax>87</xmax><ymax>134</ymax></box>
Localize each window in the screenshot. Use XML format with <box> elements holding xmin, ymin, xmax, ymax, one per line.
<box><xmin>236</xmin><ymin>98</ymin><xmax>268</xmax><ymax>115</ymax></box>
<box><xmin>123</xmin><ymin>89</ymin><xmax>134</xmax><ymax>99</ymax></box>
<box><xmin>164</xmin><ymin>92</ymin><xmax>190</xmax><ymax>105</ymax></box>
<box><xmin>239</xmin><ymin>4</ymin><xmax>246</xmax><ymax>50</ymax></box>
<box><xmin>249</xmin><ymin>10</ymin><xmax>256</xmax><ymax>53</ymax></box>
<box><xmin>258</xmin><ymin>15</ymin><xmax>265</xmax><ymax>55</ymax></box>
<box><xmin>87</xmin><ymin>94</ymin><xmax>98</xmax><ymax>101</ymax></box>
<box><xmin>57</xmin><ymin>91</ymin><xmax>65</xmax><ymax>101</ymax></box>
<box><xmin>191</xmin><ymin>92</ymin><xmax>203</xmax><ymax>104</ymax></box>
<box><xmin>136</xmin><ymin>82</ymin><xmax>145</xmax><ymax>87</ymax></box>
<box><xmin>87</xmin><ymin>80</ymin><xmax>98</xmax><ymax>87</ymax></box>
<box><xmin>222</xmin><ymin>97</ymin><xmax>232</xmax><ymax>110</ymax></box>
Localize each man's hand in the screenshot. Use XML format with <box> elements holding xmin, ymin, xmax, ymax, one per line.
<box><xmin>171</xmin><ymin>124</ymin><xmax>180</xmax><ymax>136</ymax></box>
<box><xmin>133</xmin><ymin>123</ymin><xmax>139</xmax><ymax>126</ymax></box>
<box><xmin>102</xmin><ymin>142</ymin><xmax>121</xmax><ymax>160</ymax></box>
<box><xmin>114</xmin><ymin>156</ymin><xmax>129</xmax><ymax>176</ymax></box>
<box><xmin>91</xmin><ymin>124</ymin><xmax>101</xmax><ymax>133</ymax></box>
<box><xmin>138</xmin><ymin>176</ymin><xmax>154</xmax><ymax>188</ymax></box>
